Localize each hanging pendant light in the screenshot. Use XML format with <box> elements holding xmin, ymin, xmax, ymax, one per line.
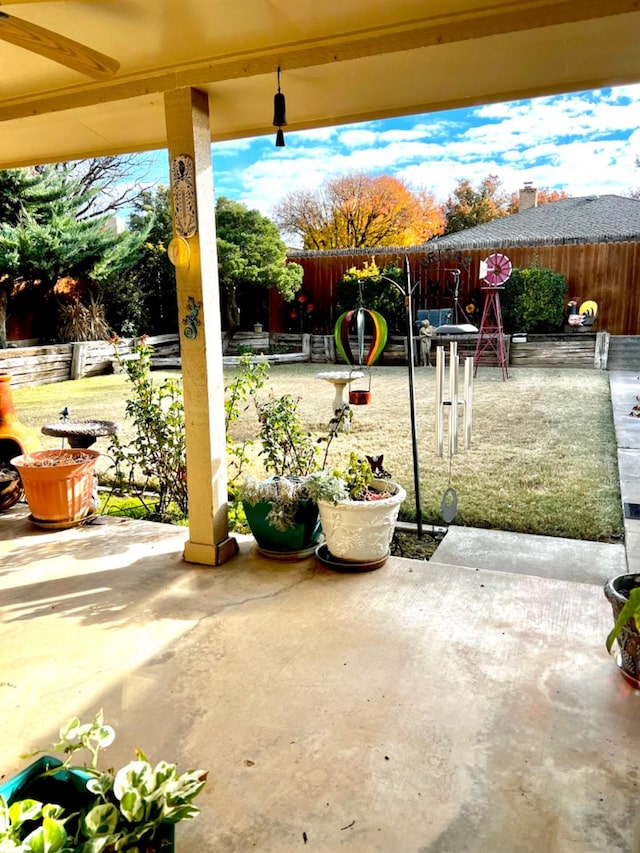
<box><xmin>273</xmin><ymin>66</ymin><xmax>287</xmax><ymax>147</ymax></box>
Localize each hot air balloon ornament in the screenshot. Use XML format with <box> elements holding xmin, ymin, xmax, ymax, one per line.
<box><xmin>333</xmin><ymin>296</ymin><xmax>388</xmax><ymax>405</ymax></box>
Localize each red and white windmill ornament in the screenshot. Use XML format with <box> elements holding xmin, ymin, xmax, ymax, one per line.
<box><xmin>473</xmin><ymin>252</ymin><xmax>511</xmax><ymax>381</ymax></box>
<box><xmin>479</xmin><ymin>252</ymin><xmax>512</xmax><ymax>286</ymax></box>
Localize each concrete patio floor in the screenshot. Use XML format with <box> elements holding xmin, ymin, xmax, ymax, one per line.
<box><xmin>1</xmin><ymin>496</ymin><xmax>637</xmax><ymax>852</ymax></box>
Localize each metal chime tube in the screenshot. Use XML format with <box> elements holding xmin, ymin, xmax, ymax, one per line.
<box><xmin>435</xmin><ymin>346</ymin><xmax>445</xmax><ymax>457</ymax></box>
<box><xmin>449</xmin><ymin>341</ymin><xmax>459</xmax><ymax>457</ymax></box>
<box><xmin>463</xmin><ymin>356</ymin><xmax>474</xmax><ymax>450</ymax></box>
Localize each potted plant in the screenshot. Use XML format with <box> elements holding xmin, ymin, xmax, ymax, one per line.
<box><xmin>11</xmin><ymin>448</ymin><xmax>100</xmax><ymax>527</ymax></box>
<box><xmin>306</xmin><ymin>452</ymin><xmax>406</xmax><ymax>566</ymax></box>
<box><xmin>238</xmin><ymin>394</ymin><xmax>323</xmax><ymax>557</ymax></box>
<box><xmin>604</xmin><ymin>573</ymin><xmax>640</xmax><ymax>685</ymax></box>
<box><xmin>0</xmin><ymin>710</ymin><xmax>206</xmax><ymax>852</ymax></box>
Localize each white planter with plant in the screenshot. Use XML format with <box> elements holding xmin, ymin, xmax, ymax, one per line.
<box><xmin>306</xmin><ymin>453</ymin><xmax>406</xmax><ymax>563</ymax></box>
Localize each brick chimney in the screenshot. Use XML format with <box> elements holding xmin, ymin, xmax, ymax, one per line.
<box><xmin>518</xmin><ymin>182</ymin><xmax>538</xmax><ymax>212</ymax></box>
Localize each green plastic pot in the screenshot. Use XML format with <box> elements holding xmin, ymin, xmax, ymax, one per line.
<box><xmin>243</xmin><ymin>496</ymin><xmax>322</xmax><ymax>556</ymax></box>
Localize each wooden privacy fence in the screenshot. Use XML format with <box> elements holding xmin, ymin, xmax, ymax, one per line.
<box><xmin>275</xmin><ymin>242</ymin><xmax>640</xmax><ymax>337</ymax></box>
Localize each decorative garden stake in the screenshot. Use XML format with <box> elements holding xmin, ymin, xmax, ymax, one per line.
<box><xmin>474</xmin><ymin>252</ymin><xmax>512</xmax><ymax>380</ymax></box>
<box><xmin>332</xmin><ymin>257</ymin><xmax>423</xmax><ymax>533</ymax></box>
<box><xmin>379</xmin><ymin>256</ymin><xmax>423</xmax><ymax>536</ymax></box>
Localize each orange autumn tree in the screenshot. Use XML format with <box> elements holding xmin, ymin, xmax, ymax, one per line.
<box><xmin>274</xmin><ymin>172</ymin><xmax>444</xmax><ymax>249</ymax></box>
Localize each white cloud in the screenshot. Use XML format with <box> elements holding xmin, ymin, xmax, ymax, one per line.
<box><xmin>339</xmin><ymin>129</ymin><xmax>380</xmax><ymax>148</ymax></box>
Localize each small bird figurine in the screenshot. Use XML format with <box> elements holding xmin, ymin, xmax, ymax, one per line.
<box><xmin>59</xmin><ymin>407</ymin><xmax>70</xmax><ymax>421</ymax></box>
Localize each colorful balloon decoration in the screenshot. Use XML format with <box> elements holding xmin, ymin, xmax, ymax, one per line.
<box><xmin>334</xmin><ymin>308</ymin><xmax>388</xmax><ymax>367</ymax></box>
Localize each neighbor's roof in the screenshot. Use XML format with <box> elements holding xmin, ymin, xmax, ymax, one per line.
<box><xmin>1</xmin><ymin>1</ymin><xmax>640</xmax><ymax>169</ymax></box>
<box><xmin>429</xmin><ymin>195</ymin><xmax>640</xmax><ymax>249</ymax></box>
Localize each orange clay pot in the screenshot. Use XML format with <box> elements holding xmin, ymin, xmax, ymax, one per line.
<box><xmin>11</xmin><ymin>449</ymin><xmax>100</xmax><ymax>523</ymax></box>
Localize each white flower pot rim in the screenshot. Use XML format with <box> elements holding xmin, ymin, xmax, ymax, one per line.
<box><xmin>317</xmin><ymin>479</ymin><xmax>406</xmax><ymax>509</ymax></box>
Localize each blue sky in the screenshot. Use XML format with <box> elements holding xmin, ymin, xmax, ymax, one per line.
<box><xmin>142</xmin><ymin>82</ymin><xmax>640</xmax><ymax>237</ymax></box>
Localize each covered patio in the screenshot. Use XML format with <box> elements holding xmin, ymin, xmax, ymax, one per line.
<box><xmin>2</xmin><ymin>0</ymin><xmax>640</xmax><ymax>567</ymax></box>
<box><xmin>1</xmin><ymin>500</ymin><xmax>635</xmax><ymax>851</ymax></box>
<box><xmin>2</xmin><ymin>2</ymin><xmax>640</xmax><ymax>849</ymax></box>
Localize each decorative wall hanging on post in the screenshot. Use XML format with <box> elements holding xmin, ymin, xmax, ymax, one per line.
<box><xmin>435</xmin><ymin>341</ymin><xmax>474</xmax><ymax>522</ymax></box>
<box><xmin>167</xmin><ymin>235</ymin><xmax>190</xmax><ymax>269</ymax></box>
<box><xmin>182</xmin><ymin>296</ymin><xmax>202</xmax><ymax>339</ymax></box>
<box><xmin>170</xmin><ymin>154</ymin><xmax>198</xmax><ymax>238</ymax></box>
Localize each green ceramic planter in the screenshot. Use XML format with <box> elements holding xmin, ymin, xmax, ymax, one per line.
<box><xmin>243</xmin><ymin>496</ymin><xmax>322</xmax><ymax>555</ymax></box>
<box><xmin>0</xmin><ymin>757</ymin><xmax>175</xmax><ymax>852</ymax></box>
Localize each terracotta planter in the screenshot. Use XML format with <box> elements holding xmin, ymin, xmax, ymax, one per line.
<box><xmin>11</xmin><ymin>449</ymin><xmax>100</xmax><ymax>523</ymax></box>
<box><xmin>316</xmin><ymin>479</ymin><xmax>406</xmax><ymax>563</ymax></box>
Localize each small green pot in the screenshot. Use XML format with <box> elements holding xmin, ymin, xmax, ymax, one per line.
<box><xmin>243</xmin><ymin>496</ymin><xmax>322</xmax><ymax>556</ymax></box>
<box><xmin>0</xmin><ymin>757</ymin><xmax>175</xmax><ymax>852</ymax></box>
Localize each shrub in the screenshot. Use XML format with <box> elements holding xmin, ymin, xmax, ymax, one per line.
<box><xmin>108</xmin><ymin>337</ymin><xmax>187</xmax><ymax>521</ymax></box>
<box><xmin>502</xmin><ymin>265</ymin><xmax>568</xmax><ymax>333</ymax></box>
<box><xmin>336</xmin><ymin>260</ymin><xmax>405</xmax><ymax>334</ymax></box>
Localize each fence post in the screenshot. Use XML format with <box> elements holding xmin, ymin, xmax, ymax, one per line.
<box><xmin>594</xmin><ymin>331</ymin><xmax>609</xmax><ymax>370</ymax></box>
<box><xmin>301</xmin><ymin>333</ymin><xmax>311</xmax><ymax>361</ymax></box>
<box><xmin>70</xmin><ymin>342</ymin><xmax>87</xmax><ymax>380</ymax></box>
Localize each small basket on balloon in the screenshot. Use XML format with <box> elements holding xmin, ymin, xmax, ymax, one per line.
<box><xmin>348</xmin><ymin>368</ymin><xmax>371</xmax><ymax>406</ymax></box>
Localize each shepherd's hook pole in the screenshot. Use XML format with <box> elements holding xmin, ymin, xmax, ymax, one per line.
<box><xmin>381</xmin><ymin>257</ymin><xmax>423</xmax><ymax>537</ymax></box>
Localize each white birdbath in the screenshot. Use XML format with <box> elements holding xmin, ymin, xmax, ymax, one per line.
<box><xmin>316</xmin><ymin>370</ymin><xmax>364</xmax><ymax>431</ymax></box>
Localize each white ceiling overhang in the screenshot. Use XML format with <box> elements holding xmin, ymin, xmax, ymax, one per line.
<box><xmin>0</xmin><ymin>0</ymin><xmax>639</xmax><ymax>168</ymax></box>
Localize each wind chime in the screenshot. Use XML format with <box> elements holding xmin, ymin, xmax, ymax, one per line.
<box><xmin>334</xmin><ymin>282</ymin><xmax>388</xmax><ymax>405</ymax></box>
<box><xmin>435</xmin><ymin>341</ymin><xmax>474</xmax><ymax>522</ymax></box>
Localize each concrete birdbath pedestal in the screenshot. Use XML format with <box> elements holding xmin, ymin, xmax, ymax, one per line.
<box><xmin>316</xmin><ymin>370</ymin><xmax>363</xmax><ymax>431</ymax></box>
<box><xmin>41</xmin><ymin>419</ymin><xmax>120</xmax><ymax>449</ymax></box>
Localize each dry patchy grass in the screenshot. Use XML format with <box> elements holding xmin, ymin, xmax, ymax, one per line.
<box><xmin>12</xmin><ymin>363</ymin><xmax>623</xmax><ymax>542</ymax></box>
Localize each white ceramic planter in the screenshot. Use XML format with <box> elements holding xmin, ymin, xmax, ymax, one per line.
<box><xmin>316</xmin><ymin>479</ymin><xmax>406</xmax><ymax>563</ymax></box>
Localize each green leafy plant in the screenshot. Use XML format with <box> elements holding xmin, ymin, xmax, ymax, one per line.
<box><xmin>255</xmin><ymin>394</ymin><xmax>319</xmax><ymax>478</ymax></box>
<box><xmin>306</xmin><ymin>452</ymin><xmax>391</xmax><ymax>504</ymax></box>
<box><xmin>606</xmin><ymin>587</ymin><xmax>640</xmax><ymax>654</ymax></box>
<box><xmin>238</xmin><ymin>393</ymin><xmax>319</xmax><ymax>531</ymax></box>
<box><xmin>501</xmin><ymin>264</ymin><xmax>568</xmax><ymax>333</ymax></box>
<box><xmin>108</xmin><ymin>337</ymin><xmax>187</xmax><ymax>521</ymax></box>
<box><xmin>224</xmin><ymin>354</ymin><xmax>269</xmax><ymax>530</ymax></box>
<box><xmin>0</xmin><ymin>710</ymin><xmax>206</xmax><ymax>853</ymax></box>
<box><xmin>237</xmin><ymin>394</ymin><xmax>352</xmax><ymax>532</ymax></box>
<box><xmin>336</xmin><ymin>259</ymin><xmax>405</xmax><ymax>334</ymax></box>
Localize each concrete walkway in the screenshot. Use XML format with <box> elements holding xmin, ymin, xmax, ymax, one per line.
<box><xmin>610</xmin><ymin>370</ymin><xmax>640</xmax><ymax>573</ymax></box>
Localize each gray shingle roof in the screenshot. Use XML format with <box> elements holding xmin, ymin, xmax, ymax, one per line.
<box><xmin>428</xmin><ymin>195</ymin><xmax>640</xmax><ymax>249</ymax></box>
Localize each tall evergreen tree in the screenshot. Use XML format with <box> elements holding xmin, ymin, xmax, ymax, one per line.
<box><xmin>100</xmin><ymin>186</ymin><xmax>176</xmax><ymax>336</ymax></box>
<box><xmin>0</xmin><ymin>165</ymin><xmax>141</xmax><ymax>346</ymax></box>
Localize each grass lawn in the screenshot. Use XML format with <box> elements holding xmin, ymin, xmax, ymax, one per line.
<box><xmin>12</xmin><ymin>363</ymin><xmax>623</xmax><ymax>543</ymax></box>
